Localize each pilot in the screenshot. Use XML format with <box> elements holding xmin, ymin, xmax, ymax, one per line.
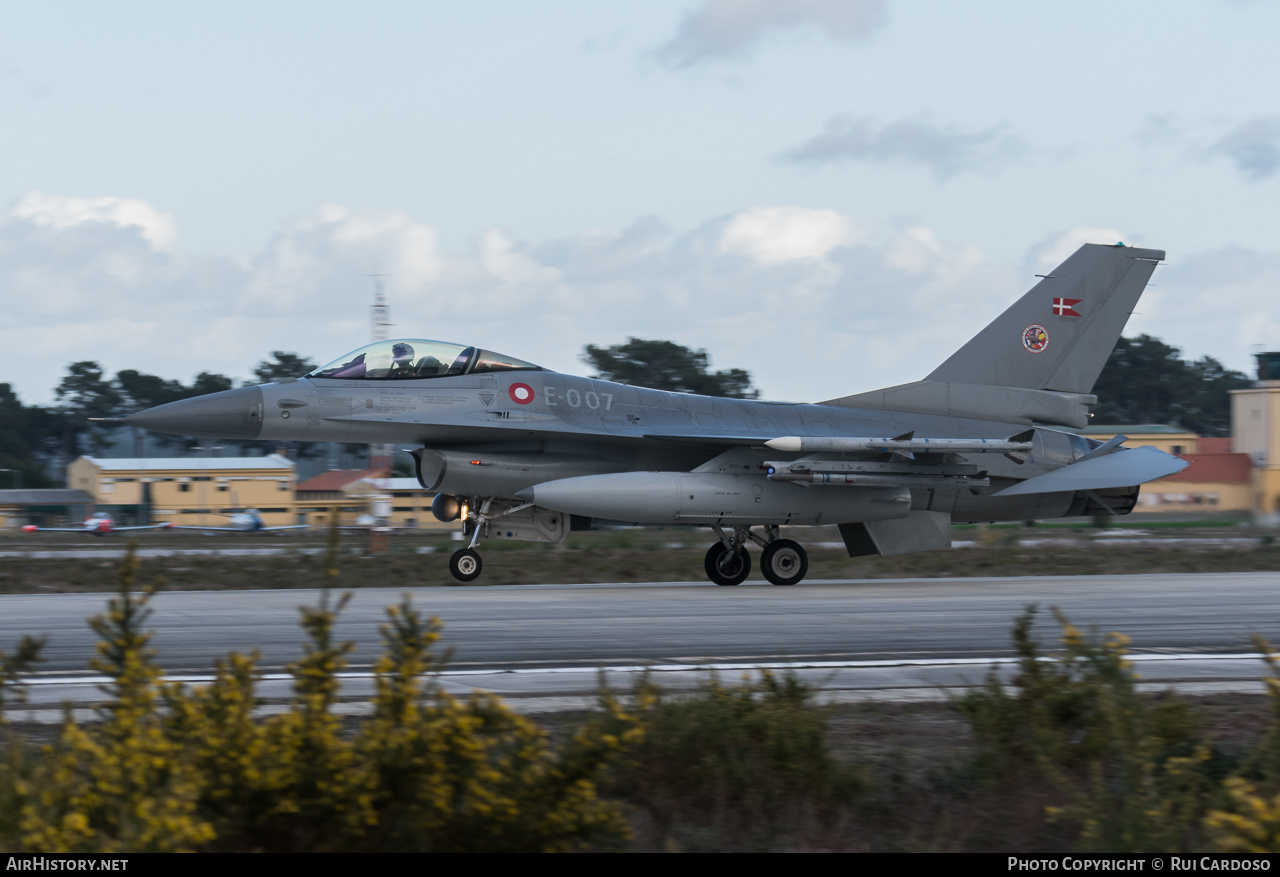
<box><xmin>387</xmin><ymin>342</ymin><xmax>416</xmax><ymax>377</ymax></box>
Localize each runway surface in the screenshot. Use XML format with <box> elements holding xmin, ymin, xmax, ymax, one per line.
<box><xmin>5</xmin><ymin>572</ymin><xmax>1279</xmax><ymax>672</ymax></box>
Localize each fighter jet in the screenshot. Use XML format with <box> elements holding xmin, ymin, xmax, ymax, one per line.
<box><xmin>123</xmin><ymin>242</ymin><xmax>1186</xmax><ymax>586</ymax></box>
<box><xmin>22</xmin><ymin>512</ymin><xmax>173</xmax><ymax>536</ymax></box>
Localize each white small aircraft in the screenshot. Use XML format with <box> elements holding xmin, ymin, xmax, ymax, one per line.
<box><xmin>169</xmin><ymin>509</ymin><xmax>309</xmax><ymax>534</ymax></box>
<box><xmin>22</xmin><ymin>512</ymin><xmax>173</xmax><ymax>536</ymax></box>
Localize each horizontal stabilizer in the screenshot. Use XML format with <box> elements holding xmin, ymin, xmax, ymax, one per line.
<box><xmin>993</xmin><ymin>445</ymin><xmax>1187</xmax><ymax>497</ymax></box>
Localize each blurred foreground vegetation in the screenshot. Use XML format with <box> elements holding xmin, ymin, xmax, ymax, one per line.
<box><xmin>5</xmin><ymin>543</ymin><xmax>1280</xmax><ymax>850</ymax></box>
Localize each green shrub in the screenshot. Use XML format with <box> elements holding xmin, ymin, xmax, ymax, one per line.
<box><xmin>953</xmin><ymin>605</ymin><xmax>1210</xmax><ymax>852</ymax></box>
<box><xmin>5</xmin><ymin>539</ymin><xmax>641</xmax><ymax>852</ymax></box>
<box><xmin>1205</xmin><ymin>636</ymin><xmax>1280</xmax><ymax>852</ymax></box>
<box><xmin>610</xmin><ymin>669</ymin><xmax>862</xmax><ymax>850</ymax></box>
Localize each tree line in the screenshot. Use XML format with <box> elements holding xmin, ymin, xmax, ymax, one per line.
<box><xmin>0</xmin><ymin>352</ymin><xmax>319</xmax><ymax>488</ymax></box>
<box><xmin>0</xmin><ymin>336</ymin><xmax>1252</xmax><ymax>489</ymax></box>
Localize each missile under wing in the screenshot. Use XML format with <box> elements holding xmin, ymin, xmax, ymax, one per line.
<box><xmin>124</xmin><ymin>242</ymin><xmax>1185</xmax><ymax>586</ymax></box>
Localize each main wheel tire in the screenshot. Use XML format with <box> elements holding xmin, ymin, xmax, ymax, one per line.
<box><xmin>449</xmin><ymin>548</ymin><xmax>483</xmax><ymax>583</ymax></box>
<box><xmin>704</xmin><ymin>542</ymin><xmax>751</xmax><ymax>586</ymax></box>
<box><xmin>761</xmin><ymin>539</ymin><xmax>808</xmax><ymax>586</ymax></box>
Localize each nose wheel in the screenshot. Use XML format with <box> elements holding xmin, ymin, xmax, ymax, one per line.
<box><xmin>449</xmin><ymin>548</ymin><xmax>483</xmax><ymax>583</ymax></box>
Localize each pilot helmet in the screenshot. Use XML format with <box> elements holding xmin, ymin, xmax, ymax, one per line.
<box><xmin>391</xmin><ymin>342</ymin><xmax>415</xmax><ymax>366</ymax></box>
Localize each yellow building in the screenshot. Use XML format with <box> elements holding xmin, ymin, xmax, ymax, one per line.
<box><xmin>1077</xmin><ymin>426</ymin><xmax>1253</xmax><ymax>515</ymax></box>
<box><xmin>66</xmin><ymin>455</ymin><xmax>297</xmax><ymax>528</ymax></box>
<box><xmin>1230</xmin><ymin>352</ymin><xmax>1280</xmax><ymax>521</ymax></box>
<box><xmin>1078</xmin><ymin>424</ymin><xmax>1200</xmax><ymax>456</ymax></box>
<box><xmin>294</xmin><ymin>469</ymin><xmax>451</xmax><ymax>530</ymax></box>
<box><xmin>374</xmin><ymin>477</ymin><xmax>453</xmax><ymax>530</ymax></box>
<box><xmin>293</xmin><ymin>468</ymin><xmax>381</xmax><ymax>528</ymax></box>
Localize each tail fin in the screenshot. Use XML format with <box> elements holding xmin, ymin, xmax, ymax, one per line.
<box><xmin>925</xmin><ymin>243</ymin><xmax>1164</xmax><ymax>394</ymax></box>
<box><xmin>822</xmin><ymin>243</ymin><xmax>1164</xmax><ymax>428</ymax></box>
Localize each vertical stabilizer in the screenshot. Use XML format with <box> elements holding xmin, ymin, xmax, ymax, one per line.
<box><xmin>925</xmin><ymin>243</ymin><xmax>1163</xmax><ymax>394</ymax></box>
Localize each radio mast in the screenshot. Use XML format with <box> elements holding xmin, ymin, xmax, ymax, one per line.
<box><xmin>369</xmin><ymin>274</ymin><xmax>393</xmax><ymax>476</ymax></box>
<box><xmin>370</xmin><ymin>273</ymin><xmax>391</xmax><ymax>342</ymax></box>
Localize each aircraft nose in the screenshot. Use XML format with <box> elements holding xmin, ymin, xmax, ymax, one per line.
<box><xmin>124</xmin><ymin>386</ymin><xmax>265</xmax><ymax>439</ymax></box>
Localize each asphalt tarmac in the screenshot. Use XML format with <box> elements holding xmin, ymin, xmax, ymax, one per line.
<box><xmin>1</xmin><ymin>572</ymin><xmax>1277</xmax><ymax>714</ymax></box>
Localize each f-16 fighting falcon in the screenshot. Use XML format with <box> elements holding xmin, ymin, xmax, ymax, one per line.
<box><xmin>121</xmin><ymin>242</ymin><xmax>1187</xmax><ymax>586</ymax></box>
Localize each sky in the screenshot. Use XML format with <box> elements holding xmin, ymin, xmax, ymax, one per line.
<box><xmin>3</xmin><ymin>0</ymin><xmax>1279</xmax><ymax>407</ymax></box>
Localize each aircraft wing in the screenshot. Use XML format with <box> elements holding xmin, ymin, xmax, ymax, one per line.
<box><xmin>992</xmin><ymin>445</ymin><xmax>1188</xmax><ymax>496</ymax></box>
<box><xmin>22</xmin><ymin>523</ymin><xmax>171</xmax><ymax>532</ymax></box>
<box><xmin>169</xmin><ymin>524</ymin><xmax>310</xmax><ymax>532</ymax></box>
<box><xmin>337</xmin><ymin>525</ymin><xmax>412</xmax><ymax>532</ymax></box>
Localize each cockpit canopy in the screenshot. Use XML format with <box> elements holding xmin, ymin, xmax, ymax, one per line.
<box><xmin>307</xmin><ymin>339</ymin><xmax>542</xmax><ymax>381</ymax></box>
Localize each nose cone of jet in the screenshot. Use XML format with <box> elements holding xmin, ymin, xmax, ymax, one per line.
<box><xmin>125</xmin><ymin>386</ymin><xmax>265</xmax><ymax>439</ymax></box>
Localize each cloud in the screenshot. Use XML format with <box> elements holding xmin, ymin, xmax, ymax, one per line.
<box><xmin>782</xmin><ymin>114</ymin><xmax>1031</xmax><ymax>181</ymax></box>
<box><xmin>656</xmin><ymin>0</ymin><xmax>888</xmax><ymax>68</ymax></box>
<box><xmin>1134</xmin><ymin>246</ymin><xmax>1280</xmax><ymax>369</ymax></box>
<box><xmin>1</xmin><ymin>194</ymin><xmax>1271</xmax><ymax>410</ymax></box>
<box><xmin>0</xmin><ymin>195</ymin><xmax>1003</xmax><ymax>406</ymax></box>
<box><xmin>1136</xmin><ymin>113</ymin><xmax>1187</xmax><ymax>149</ymax></box>
<box><xmin>1024</xmin><ymin>227</ymin><xmax>1130</xmax><ymax>276</ymax></box>
<box><xmin>717</xmin><ymin>205</ymin><xmax>865</xmax><ymax>264</ymax></box>
<box><xmin>1138</xmin><ymin>113</ymin><xmax>1280</xmax><ymax>182</ymax></box>
<box><xmin>1205</xmin><ymin>116</ymin><xmax>1280</xmax><ymax>181</ymax></box>
<box><xmin>11</xmin><ymin>193</ymin><xmax>178</xmax><ymax>251</ymax></box>
<box><xmin>0</xmin><ymin>54</ymin><xmax>53</xmax><ymax>98</ymax></box>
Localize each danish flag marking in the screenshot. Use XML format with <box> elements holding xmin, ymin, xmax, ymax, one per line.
<box><xmin>1052</xmin><ymin>297</ymin><xmax>1083</xmax><ymax>317</ymax></box>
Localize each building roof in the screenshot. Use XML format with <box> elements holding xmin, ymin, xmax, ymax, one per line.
<box><xmin>368</xmin><ymin>477</ymin><xmax>429</xmax><ymax>492</ymax></box>
<box><xmin>295</xmin><ymin>468</ymin><xmax>385</xmax><ymax>492</ymax></box>
<box><xmin>0</xmin><ymin>489</ymin><xmax>96</xmax><ymax>506</ymax></box>
<box><xmin>79</xmin><ymin>455</ymin><xmax>294</xmax><ymax>471</ymax></box>
<box><xmin>1157</xmin><ymin>453</ymin><xmax>1253</xmax><ymax>485</ymax></box>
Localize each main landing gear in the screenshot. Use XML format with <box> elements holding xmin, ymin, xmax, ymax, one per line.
<box><xmin>704</xmin><ymin>525</ymin><xmax>809</xmax><ymax>587</ymax></box>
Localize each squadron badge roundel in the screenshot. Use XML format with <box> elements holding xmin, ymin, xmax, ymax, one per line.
<box><xmin>1022</xmin><ymin>324</ymin><xmax>1049</xmax><ymax>354</ymax></box>
<box><xmin>509</xmin><ymin>382</ymin><xmax>535</xmax><ymax>405</ymax></box>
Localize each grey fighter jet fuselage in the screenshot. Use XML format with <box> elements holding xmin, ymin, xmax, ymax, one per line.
<box><xmin>123</xmin><ymin>243</ymin><xmax>1187</xmax><ymax>585</ymax></box>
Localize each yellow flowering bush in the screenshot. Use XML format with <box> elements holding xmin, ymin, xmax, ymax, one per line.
<box><xmin>6</xmin><ymin>539</ymin><xmax>640</xmax><ymax>852</ymax></box>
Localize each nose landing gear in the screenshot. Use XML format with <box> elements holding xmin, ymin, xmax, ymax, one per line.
<box><xmin>448</xmin><ymin>496</ymin><xmax>536</xmax><ymax>584</ymax></box>
<box><xmin>449</xmin><ymin>547</ymin><xmax>483</xmax><ymax>582</ymax></box>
